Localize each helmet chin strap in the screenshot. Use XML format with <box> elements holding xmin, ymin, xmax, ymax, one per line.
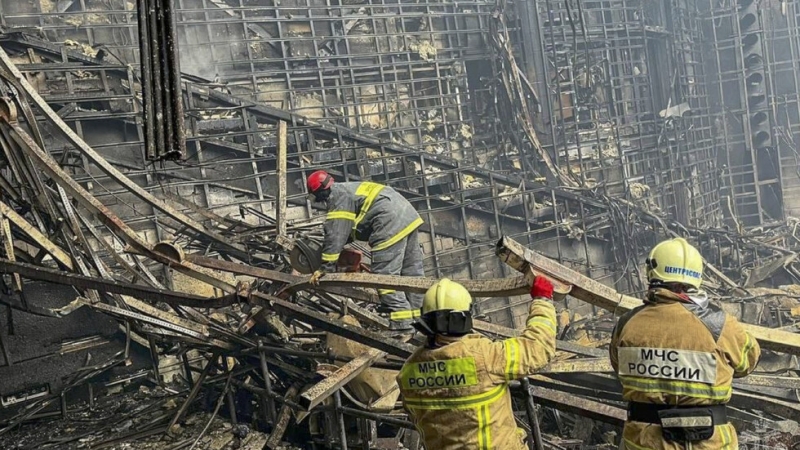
<box><xmin>313</xmin><ymin>188</ymin><xmax>331</xmax><ymax>202</ymax></box>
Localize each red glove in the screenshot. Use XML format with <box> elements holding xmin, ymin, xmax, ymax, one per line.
<box><xmin>530</xmin><ymin>276</ymin><xmax>553</xmax><ymax>300</ymax></box>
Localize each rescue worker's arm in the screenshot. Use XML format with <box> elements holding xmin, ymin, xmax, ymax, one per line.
<box><xmin>485</xmin><ymin>276</ymin><xmax>557</xmax><ymax>384</ymax></box>
<box><xmin>718</xmin><ymin>315</ymin><xmax>760</xmax><ymax>378</ymax></box>
<box><xmin>319</xmin><ymin>193</ymin><xmax>356</xmax><ymax>271</ymax></box>
<box><xmin>609</xmin><ymin>323</ymin><xmax>621</xmax><ymax>373</ymax></box>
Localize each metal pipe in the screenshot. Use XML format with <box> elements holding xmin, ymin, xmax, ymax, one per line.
<box><xmin>258</xmin><ymin>343</ymin><xmax>278</xmax><ymax>422</ymax></box>
<box><xmin>148</xmin><ymin>335</ymin><xmax>162</xmax><ymax>386</ymax></box>
<box><xmin>166</xmin><ymin>2</ymin><xmax>187</xmax><ymax>161</ymax></box>
<box><xmin>146</xmin><ymin>0</ymin><xmax>165</xmax><ymax>161</ymax></box>
<box><xmin>334</xmin><ymin>391</ymin><xmax>349</xmax><ymax>450</ymax></box>
<box><xmin>181</xmin><ymin>352</ymin><xmax>194</xmax><ymax>386</ymax></box>
<box><xmin>337</xmin><ymin>406</ymin><xmax>414</xmax><ymax>430</ymax></box>
<box><xmin>522</xmin><ymin>378</ymin><xmax>544</xmax><ymax>450</ymax></box>
<box><xmin>155</xmin><ymin>0</ymin><xmax>175</xmax><ymax>161</ymax></box>
<box><xmin>136</xmin><ymin>0</ymin><xmax>156</xmax><ymax>161</ymax></box>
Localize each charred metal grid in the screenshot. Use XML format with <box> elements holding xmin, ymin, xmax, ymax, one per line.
<box><xmin>759</xmin><ymin>2</ymin><xmax>800</xmax><ymax>220</ymax></box>
<box><xmin>701</xmin><ymin>0</ymin><xmax>783</xmax><ymax>228</ymax></box>
<box><xmin>1</xmin><ymin>37</ymin><xmax>619</xmax><ymax>329</ymax></box>
<box><xmin>531</xmin><ymin>0</ymin><xmax>721</xmax><ymax>229</ymax></box>
<box><xmin>668</xmin><ymin>1</ymin><xmax>721</xmax><ymax>228</ymax></box>
<box><xmin>0</xmin><ymin>0</ymin><xmax>511</xmax><ymax>165</ymax></box>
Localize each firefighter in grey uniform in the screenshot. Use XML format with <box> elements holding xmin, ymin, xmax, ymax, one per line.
<box><xmin>306</xmin><ymin>170</ymin><xmax>424</xmax><ymax>332</ymax></box>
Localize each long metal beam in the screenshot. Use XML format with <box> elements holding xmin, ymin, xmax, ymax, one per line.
<box><xmin>185</xmin><ymin>253</ymin><xmax>380</xmax><ymax>303</ymax></box>
<box><xmin>517</xmin><ymin>383</ymin><xmax>626</xmax><ymax>426</ymax></box>
<box><xmin>3</xmin><ymin>119</ymin><xmax>237</xmax><ymax>292</ymax></box>
<box><xmin>0</xmin><ymin>47</ymin><xmax>251</xmax><ymax>260</ymax></box>
<box><xmin>0</xmin><ymin>258</ymin><xmax>234</xmax><ymax>309</ymax></box>
<box><xmin>249</xmin><ymin>294</ymin><xmax>416</xmax><ymax>359</ymax></box>
<box><xmin>496</xmin><ymin>236</ymin><xmax>800</xmax><ymax>356</ymax></box>
<box><xmin>187</xmin><ymin>252</ymin><xmax>531</xmax><ymax>298</ymax></box>
<box><xmin>287</xmin><ymin>272</ymin><xmax>545</xmax><ymax>299</ymax></box>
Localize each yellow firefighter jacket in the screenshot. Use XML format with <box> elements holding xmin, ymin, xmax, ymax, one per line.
<box><xmin>397</xmin><ymin>298</ymin><xmax>556</xmax><ymax>450</ymax></box>
<box><xmin>609</xmin><ymin>288</ymin><xmax>761</xmax><ymax>450</ymax></box>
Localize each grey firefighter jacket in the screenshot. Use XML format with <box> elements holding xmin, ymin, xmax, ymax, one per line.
<box><xmin>320</xmin><ymin>182</ymin><xmax>423</xmax><ymax>266</ymax></box>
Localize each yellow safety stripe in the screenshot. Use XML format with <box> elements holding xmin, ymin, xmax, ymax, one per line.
<box><xmin>412</xmin><ymin>309</ymin><xmax>421</xmax><ymax>318</ymax></box>
<box><xmin>378</xmin><ymin>289</ymin><xmax>396</xmax><ymax>295</ymax></box>
<box><xmin>620</xmin><ymin>377</ymin><xmax>731</xmax><ymax>400</ymax></box>
<box><xmin>403</xmin><ymin>383</ymin><xmax>506</xmax><ymax>410</ymax></box>
<box><xmin>526</xmin><ymin>316</ymin><xmax>557</xmax><ymax>334</ymax></box>
<box><xmin>735</xmin><ymin>333</ymin><xmax>754</xmax><ymax>373</ymax></box>
<box><xmin>720</xmin><ymin>423</ymin><xmax>732</xmax><ymax>449</ymax></box>
<box><xmin>321</xmin><ymin>253</ymin><xmax>340</xmax><ymax>262</ymax></box>
<box><xmin>371</xmin><ymin>217</ymin><xmax>424</xmax><ymax>252</ymax></box>
<box><xmin>327</xmin><ymin>210</ymin><xmax>356</xmax><ymax>221</ymax></box>
<box><xmin>354</xmin><ymin>182</ymin><xmax>385</xmax><ymax>226</ymax></box>
<box><xmin>504</xmin><ymin>338</ymin><xmax>519</xmax><ymax>381</ymax></box>
<box><xmin>621</xmin><ymin>438</ymin><xmax>655</xmax><ymax>450</ymax></box>
<box><xmin>477</xmin><ymin>403</ymin><xmax>492</xmax><ymax>450</ymax></box>
<box><xmin>390</xmin><ymin>310</ymin><xmax>419</xmax><ymax>321</ymax></box>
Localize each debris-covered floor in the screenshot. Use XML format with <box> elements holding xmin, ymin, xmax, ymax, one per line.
<box><xmin>1</xmin><ymin>384</ymin><xmax>274</xmax><ymax>450</ymax></box>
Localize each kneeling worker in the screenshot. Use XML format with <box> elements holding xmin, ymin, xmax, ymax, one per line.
<box><xmin>397</xmin><ymin>276</ymin><xmax>557</xmax><ymax>450</ymax></box>
<box><xmin>610</xmin><ymin>237</ymin><xmax>760</xmax><ymax>449</ymax></box>
<box><xmin>306</xmin><ymin>170</ymin><xmax>424</xmax><ymax>333</ymax></box>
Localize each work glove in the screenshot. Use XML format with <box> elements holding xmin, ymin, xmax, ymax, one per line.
<box><xmin>530</xmin><ymin>275</ymin><xmax>553</xmax><ymax>300</ymax></box>
<box><xmin>309</xmin><ymin>269</ymin><xmax>326</xmax><ymax>285</ymax></box>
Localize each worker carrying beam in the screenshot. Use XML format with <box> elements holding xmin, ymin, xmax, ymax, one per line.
<box><xmin>306</xmin><ymin>170</ymin><xmax>424</xmax><ymax>333</ymax></box>
<box><xmin>397</xmin><ymin>276</ymin><xmax>557</xmax><ymax>449</ymax></box>
<box><xmin>610</xmin><ymin>237</ymin><xmax>761</xmax><ymax>450</ymax></box>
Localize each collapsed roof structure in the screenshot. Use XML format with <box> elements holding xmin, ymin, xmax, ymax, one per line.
<box><xmin>1</xmin><ymin>0</ymin><xmax>800</xmax><ymax>448</ymax></box>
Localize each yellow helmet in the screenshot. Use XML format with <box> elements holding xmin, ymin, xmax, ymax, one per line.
<box><xmin>417</xmin><ymin>279</ymin><xmax>474</xmax><ymax>337</ymax></box>
<box><xmin>422</xmin><ymin>278</ymin><xmax>472</xmax><ymax>314</ymax></box>
<box><xmin>646</xmin><ymin>237</ymin><xmax>704</xmax><ymax>289</ymax></box>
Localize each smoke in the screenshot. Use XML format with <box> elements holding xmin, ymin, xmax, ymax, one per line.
<box><xmin>178</xmin><ymin>47</ymin><xmax>217</xmax><ymax>81</ymax></box>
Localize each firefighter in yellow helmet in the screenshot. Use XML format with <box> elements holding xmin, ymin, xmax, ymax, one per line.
<box><xmin>610</xmin><ymin>237</ymin><xmax>760</xmax><ymax>450</ymax></box>
<box><xmin>397</xmin><ymin>276</ymin><xmax>557</xmax><ymax>450</ymax></box>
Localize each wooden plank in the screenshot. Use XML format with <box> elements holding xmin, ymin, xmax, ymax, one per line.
<box><xmin>265</xmin><ymin>383</ymin><xmax>302</xmax><ymax>450</ymax></box>
<box><xmin>276</xmin><ymin>120</ymin><xmax>287</xmax><ymax>237</ymax></box>
<box><xmin>496</xmin><ymin>236</ymin><xmax>800</xmax><ymax>356</ymax></box>
<box><xmin>540</xmin><ymin>358</ymin><xmax>613</xmax><ymax>374</ymax></box>
<box><xmin>0</xmin><ymin>199</ymin><xmax>73</xmax><ymax>269</ymax></box>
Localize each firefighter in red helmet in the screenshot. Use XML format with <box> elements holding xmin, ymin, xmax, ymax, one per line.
<box><xmin>306</xmin><ymin>170</ymin><xmax>424</xmax><ymax>334</ymax></box>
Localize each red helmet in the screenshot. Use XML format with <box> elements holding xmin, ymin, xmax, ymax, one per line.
<box><xmin>307</xmin><ymin>170</ymin><xmax>334</xmax><ymax>193</ymax></box>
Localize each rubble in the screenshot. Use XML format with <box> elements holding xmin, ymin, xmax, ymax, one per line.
<box><xmin>0</xmin><ymin>0</ymin><xmax>799</xmax><ymax>447</ymax></box>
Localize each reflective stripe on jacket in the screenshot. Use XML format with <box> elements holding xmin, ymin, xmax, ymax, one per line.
<box><xmin>609</xmin><ymin>288</ymin><xmax>761</xmax><ymax>449</ymax></box>
<box><xmin>397</xmin><ymin>299</ymin><xmax>556</xmax><ymax>450</ymax></box>
<box><xmin>321</xmin><ymin>182</ymin><xmax>422</xmax><ymax>263</ymax></box>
